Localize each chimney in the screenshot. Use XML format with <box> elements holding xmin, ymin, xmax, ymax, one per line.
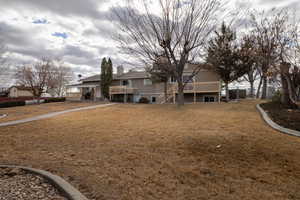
<box><xmin>117</xmin><ymin>65</ymin><xmax>124</xmax><ymax>76</ymax></box>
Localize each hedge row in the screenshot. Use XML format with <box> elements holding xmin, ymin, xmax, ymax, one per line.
<box><xmin>44</xmin><ymin>97</ymin><xmax>66</xmax><ymax>103</ymax></box>
<box><xmin>0</xmin><ymin>101</ymin><xmax>26</xmax><ymax>108</ymax></box>
<box><xmin>0</xmin><ymin>97</ymin><xmax>66</xmax><ymax>108</ymax></box>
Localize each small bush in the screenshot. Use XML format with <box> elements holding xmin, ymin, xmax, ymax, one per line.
<box><xmin>44</xmin><ymin>97</ymin><xmax>66</xmax><ymax>103</ymax></box>
<box><xmin>272</xmin><ymin>90</ymin><xmax>282</xmax><ymax>103</ymax></box>
<box><xmin>138</xmin><ymin>97</ymin><xmax>150</xmax><ymax>104</ymax></box>
<box><xmin>0</xmin><ymin>101</ymin><xmax>25</xmax><ymax>108</ymax></box>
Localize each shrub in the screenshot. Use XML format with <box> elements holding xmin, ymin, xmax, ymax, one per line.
<box><xmin>138</xmin><ymin>97</ymin><xmax>150</xmax><ymax>104</ymax></box>
<box><xmin>44</xmin><ymin>97</ymin><xmax>66</xmax><ymax>103</ymax></box>
<box><xmin>272</xmin><ymin>90</ymin><xmax>282</xmax><ymax>103</ymax></box>
<box><xmin>0</xmin><ymin>101</ymin><xmax>26</xmax><ymax>108</ymax></box>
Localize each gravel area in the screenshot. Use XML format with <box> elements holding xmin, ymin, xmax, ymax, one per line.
<box><xmin>0</xmin><ymin>168</ymin><xmax>68</xmax><ymax>200</ymax></box>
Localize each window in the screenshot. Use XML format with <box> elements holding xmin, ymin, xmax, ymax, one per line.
<box><xmin>204</xmin><ymin>96</ymin><xmax>215</xmax><ymax>102</ymax></box>
<box><xmin>170</xmin><ymin>76</ymin><xmax>194</xmax><ymax>83</ymax></box>
<box><xmin>122</xmin><ymin>80</ymin><xmax>128</xmax><ymax>86</ymax></box>
<box><xmin>170</xmin><ymin>76</ymin><xmax>177</xmax><ymax>83</ymax></box>
<box><xmin>151</xmin><ymin>96</ymin><xmax>156</xmax><ymax>103</ymax></box>
<box><xmin>183</xmin><ymin>75</ymin><xmax>194</xmax><ymax>83</ymax></box>
<box><xmin>144</xmin><ymin>79</ymin><xmax>152</xmax><ymax>86</ymax></box>
<box><xmin>122</xmin><ymin>80</ymin><xmax>132</xmax><ymax>87</ymax></box>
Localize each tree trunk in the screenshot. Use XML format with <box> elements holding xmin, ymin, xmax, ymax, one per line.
<box><xmin>225</xmin><ymin>83</ymin><xmax>229</xmax><ymax>102</ymax></box>
<box><xmin>164</xmin><ymin>81</ymin><xmax>168</xmax><ymax>102</ymax></box>
<box><xmin>285</xmin><ymin>74</ymin><xmax>298</xmax><ymax>109</ymax></box>
<box><xmin>250</xmin><ymin>81</ymin><xmax>254</xmax><ymax>98</ymax></box>
<box><xmin>261</xmin><ymin>76</ymin><xmax>267</xmax><ymax>99</ymax></box>
<box><xmin>281</xmin><ymin>73</ymin><xmax>298</xmax><ymax>109</ymax></box>
<box><xmin>256</xmin><ymin>76</ymin><xmax>262</xmax><ymax>99</ymax></box>
<box><xmin>177</xmin><ymin>81</ymin><xmax>184</xmax><ymax>106</ymax></box>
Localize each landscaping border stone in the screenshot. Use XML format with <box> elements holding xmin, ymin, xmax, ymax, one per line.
<box><xmin>0</xmin><ymin>165</ymin><xmax>89</xmax><ymax>200</ymax></box>
<box><xmin>256</xmin><ymin>104</ymin><xmax>300</xmax><ymax>137</ymax></box>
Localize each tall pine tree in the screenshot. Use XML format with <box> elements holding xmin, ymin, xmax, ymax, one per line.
<box><xmin>206</xmin><ymin>23</ymin><xmax>247</xmax><ymax>102</ymax></box>
<box><xmin>100</xmin><ymin>57</ymin><xmax>113</xmax><ymax>100</ymax></box>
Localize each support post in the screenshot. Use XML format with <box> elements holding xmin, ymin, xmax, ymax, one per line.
<box><xmin>193</xmin><ymin>82</ymin><xmax>196</xmax><ymax>104</ymax></box>
<box><xmin>219</xmin><ymin>81</ymin><xmax>221</xmax><ymax>103</ymax></box>
<box><xmin>173</xmin><ymin>92</ymin><xmax>176</xmax><ymax>104</ymax></box>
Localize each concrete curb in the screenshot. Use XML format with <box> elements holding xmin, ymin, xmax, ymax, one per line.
<box><xmin>256</xmin><ymin>104</ymin><xmax>300</xmax><ymax>137</ymax></box>
<box><xmin>0</xmin><ymin>165</ymin><xmax>89</xmax><ymax>200</ymax></box>
<box><xmin>0</xmin><ymin>103</ymin><xmax>116</xmax><ymax>127</ymax></box>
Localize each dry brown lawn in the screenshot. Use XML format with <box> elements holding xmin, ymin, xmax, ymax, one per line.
<box><xmin>0</xmin><ymin>101</ymin><xmax>104</xmax><ymax>123</ymax></box>
<box><xmin>0</xmin><ymin>100</ymin><xmax>299</xmax><ymax>200</ymax></box>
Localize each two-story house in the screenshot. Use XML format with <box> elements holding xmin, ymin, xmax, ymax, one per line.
<box><xmin>68</xmin><ymin>64</ymin><xmax>221</xmax><ymax>104</ymax></box>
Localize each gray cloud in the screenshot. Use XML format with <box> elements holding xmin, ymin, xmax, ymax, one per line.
<box><xmin>0</xmin><ymin>0</ymin><xmax>109</xmax><ymax>19</ymax></box>
<box><xmin>0</xmin><ymin>0</ymin><xmax>300</xmax><ymax>86</ymax></box>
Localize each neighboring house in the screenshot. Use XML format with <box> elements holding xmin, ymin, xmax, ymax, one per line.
<box><xmin>9</xmin><ymin>86</ymin><xmax>34</xmax><ymax>98</ymax></box>
<box><xmin>68</xmin><ymin>64</ymin><xmax>222</xmax><ymax>104</ymax></box>
<box><xmin>0</xmin><ymin>88</ymin><xmax>9</xmax><ymax>97</ymax></box>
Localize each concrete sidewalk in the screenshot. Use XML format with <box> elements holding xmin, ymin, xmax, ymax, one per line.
<box><xmin>0</xmin><ymin>103</ymin><xmax>116</xmax><ymax>127</ymax></box>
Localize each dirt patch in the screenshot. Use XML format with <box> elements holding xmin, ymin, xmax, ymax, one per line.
<box><xmin>261</xmin><ymin>102</ymin><xmax>300</xmax><ymax>131</ymax></box>
<box><xmin>0</xmin><ymin>100</ymin><xmax>299</xmax><ymax>200</ymax></box>
<box><xmin>0</xmin><ymin>167</ymin><xmax>67</xmax><ymax>200</ymax></box>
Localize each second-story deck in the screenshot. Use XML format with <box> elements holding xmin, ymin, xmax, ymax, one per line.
<box><xmin>171</xmin><ymin>81</ymin><xmax>221</xmax><ymax>93</ymax></box>
<box><xmin>109</xmin><ymin>86</ymin><xmax>137</xmax><ymax>95</ymax></box>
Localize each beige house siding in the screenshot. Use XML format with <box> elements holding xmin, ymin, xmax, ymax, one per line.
<box><xmin>9</xmin><ymin>87</ymin><xmax>33</xmax><ymax>98</ymax></box>
<box><xmin>194</xmin><ymin>70</ymin><xmax>220</xmax><ymax>82</ymax></box>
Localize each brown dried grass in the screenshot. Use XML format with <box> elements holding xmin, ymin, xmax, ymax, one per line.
<box><xmin>0</xmin><ymin>101</ymin><xmax>104</xmax><ymax>123</ymax></box>
<box><xmin>0</xmin><ymin>100</ymin><xmax>299</xmax><ymax>200</ymax></box>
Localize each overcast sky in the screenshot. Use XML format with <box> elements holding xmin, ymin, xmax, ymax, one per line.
<box><xmin>0</xmin><ymin>0</ymin><xmax>299</xmax><ymax>86</ymax></box>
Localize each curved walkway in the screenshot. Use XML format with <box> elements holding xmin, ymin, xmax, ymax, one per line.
<box><xmin>0</xmin><ymin>103</ymin><xmax>116</xmax><ymax>127</ymax></box>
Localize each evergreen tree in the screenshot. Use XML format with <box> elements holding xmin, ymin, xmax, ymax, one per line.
<box><xmin>107</xmin><ymin>58</ymin><xmax>113</xmax><ymax>87</ymax></box>
<box><xmin>206</xmin><ymin>23</ymin><xmax>247</xmax><ymax>102</ymax></box>
<box><xmin>100</xmin><ymin>57</ymin><xmax>113</xmax><ymax>100</ymax></box>
<box><xmin>100</xmin><ymin>58</ymin><xmax>108</xmax><ymax>99</ymax></box>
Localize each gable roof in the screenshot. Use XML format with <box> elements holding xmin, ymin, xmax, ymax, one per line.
<box><xmin>81</xmin><ymin>75</ymin><xmax>100</xmax><ymax>82</ymax></box>
<box><xmin>10</xmin><ymin>86</ymin><xmax>33</xmax><ymax>91</ymax></box>
<box><xmin>115</xmin><ymin>71</ymin><xmax>148</xmax><ymax>80</ymax></box>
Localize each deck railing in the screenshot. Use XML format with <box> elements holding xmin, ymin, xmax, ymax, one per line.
<box><xmin>171</xmin><ymin>81</ymin><xmax>221</xmax><ymax>93</ymax></box>
<box><xmin>109</xmin><ymin>86</ymin><xmax>137</xmax><ymax>95</ymax></box>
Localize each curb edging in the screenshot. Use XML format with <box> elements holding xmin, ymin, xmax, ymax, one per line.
<box><xmin>256</xmin><ymin>104</ymin><xmax>300</xmax><ymax>137</ymax></box>
<box><xmin>0</xmin><ymin>165</ymin><xmax>89</xmax><ymax>200</ymax></box>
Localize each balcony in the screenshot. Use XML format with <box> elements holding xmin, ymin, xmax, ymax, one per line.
<box><xmin>109</xmin><ymin>86</ymin><xmax>137</xmax><ymax>95</ymax></box>
<box><xmin>171</xmin><ymin>81</ymin><xmax>221</xmax><ymax>93</ymax></box>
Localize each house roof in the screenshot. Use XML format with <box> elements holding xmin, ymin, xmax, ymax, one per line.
<box><xmin>115</xmin><ymin>71</ymin><xmax>149</xmax><ymax>80</ymax></box>
<box><xmin>80</xmin><ymin>64</ymin><xmax>211</xmax><ymax>83</ymax></box>
<box><xmin>80</xmin><ymin>75</ymin><xmax>101</xmax><ymax>82</ymax></box>
<box><xmin>10</xmin><ymin>86</ymin><xmax>33</xmax><ymax>91</ymax></box>
<box><xmin>81</xmin><ymin>71</ymin><xmax>149</xmax><ymax>83</ymax></box>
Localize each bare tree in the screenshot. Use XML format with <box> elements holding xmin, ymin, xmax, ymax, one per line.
<box><xmin>239</xmin><ymin>35</ymin><xmax>259</xmax><ymax>98</ymax></box>
<box><xmin>48</xmin><ymin>60</ymin><xmax>73</xmax><ymax>97</ymax></box>
<box><xmin>273</xmin><ymin>10</ymin><xmax>300</xmax><ymax>108</ymax></box>
<box><xmin>250</xmin><ymin>9</ymin><xmax>283</xmax><ymax>99</ymax></box>
<box><xmin>112</xmin><ymin>0</ymin><xmax>228</xmax><ymax>106</ymax></box>
<box><xmin>0</xmin><ymin>40</ymin><xmax>9</xmax><ymax>83</ymax></box>
<box><xmin>16</xmin><ymin>59</ymin><xmax>53</xmax><ymax>100</ymax></box>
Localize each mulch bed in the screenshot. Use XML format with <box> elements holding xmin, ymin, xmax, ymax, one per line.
<box><xmin>261</xmin><ymin>102</ymin><xmax>300</xmax><ymax>131</ymax></box>
<box><xmin>0</xmin><ymin>168</ymin><xmax>67</xmax><ymax>200</ymax></box>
